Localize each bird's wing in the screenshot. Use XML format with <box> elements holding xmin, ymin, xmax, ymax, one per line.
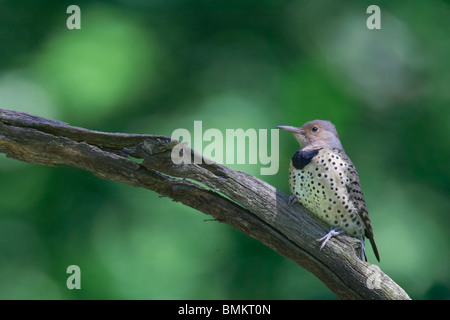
<box><xmin>338</xmin><ymin>150</ymin><xmax>380</xmax><ymax>262</ymax></box>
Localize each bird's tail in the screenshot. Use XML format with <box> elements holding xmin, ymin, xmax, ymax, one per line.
<box><xmin>368</xmin><ymin>235</ymin><xmax>380</xmax><ymax>262</ymax></box>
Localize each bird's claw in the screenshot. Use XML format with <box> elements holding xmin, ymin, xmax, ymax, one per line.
<box><xmin>317</xmin><ymin>227</ymin><xmax>344</xmax><ymax>250</ymax></box>
<box><xmin>288</xmin><ymin>194</ymin><xmax>298</xmax><ymax>205</ymax></box>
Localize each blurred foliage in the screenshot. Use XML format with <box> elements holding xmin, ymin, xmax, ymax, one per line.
<box><xmin>0</xmin><ymin>0</ymin><xmax>449</xmax><ymax>299</ymax></box>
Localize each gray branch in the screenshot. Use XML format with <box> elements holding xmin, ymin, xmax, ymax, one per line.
<box><xmin>0</xmin><ymin>108</ymin><xmax>410</xmax><ymax>300</ymax></box>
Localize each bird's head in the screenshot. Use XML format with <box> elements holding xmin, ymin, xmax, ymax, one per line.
<box><xmin>277</xmin><ymin>120</ymin><xmax>343</xmax><ymax>149</ymax></box>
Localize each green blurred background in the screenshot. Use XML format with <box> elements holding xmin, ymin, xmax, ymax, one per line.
<box><xmin>0</xmin><ymin>0</ymin><xmax>449</xmax><ymax>299</ymax></box>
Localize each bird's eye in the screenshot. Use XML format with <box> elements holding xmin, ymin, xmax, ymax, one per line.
<box><xmin>312</xmin><ymin>126</ymin><xmax>318</xmax><ymax>132</ymax></box>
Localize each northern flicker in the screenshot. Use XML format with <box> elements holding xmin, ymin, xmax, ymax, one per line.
<box><xmin>278</xmin><ymin>120</ymin><xmax>380</xmax><ymax>262</ymax></box>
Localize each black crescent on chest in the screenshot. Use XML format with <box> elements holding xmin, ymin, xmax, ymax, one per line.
<box><xmin>291</xmin><ymin>148</ymin><xmax>322</xmax><ymax>170</ymax></box>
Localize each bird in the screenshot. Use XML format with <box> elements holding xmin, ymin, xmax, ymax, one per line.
<box><xmin>278</xmin><ymin>120</ymin><xmax>380</xmax><ymax>262</ymax></box>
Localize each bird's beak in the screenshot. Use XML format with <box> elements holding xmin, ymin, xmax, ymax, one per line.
<box><xmin>277</xmin><ymin>125</ymin><xmax>305</xmax><ymax>135</ymax></box>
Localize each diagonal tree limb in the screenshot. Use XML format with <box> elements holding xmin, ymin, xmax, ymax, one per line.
<box><xmin>0</xmin><ymin>108</ymin><xmax>410</xmax><ymax>300</ymax></box>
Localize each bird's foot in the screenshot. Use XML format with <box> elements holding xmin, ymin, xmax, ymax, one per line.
<box><xmin>288</xmin><ymin>194</ymin><xmax>298</xmax><ymax>205</ymax></box>
<box><xmin>317</xmin><ymin>227</ymin><xmax>344</xmax><ymax>250</ymax></box>
<box><xmin>359</xmin><ymin>236</ymin><xmax>366</xmax><ymax>262</ymax></box>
